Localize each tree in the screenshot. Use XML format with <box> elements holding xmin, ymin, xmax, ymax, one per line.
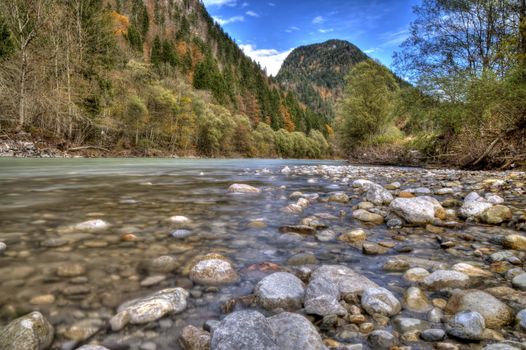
<box><xmin>335</xmin><ymin>60</ymin><xmax>399</xmax><ymax>151</ymax></box>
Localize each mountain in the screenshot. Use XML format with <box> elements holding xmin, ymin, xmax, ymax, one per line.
<box><xmin>275</xmin><ymin>40</ymin><xmax>371</xmax><ymax>119</ymax></box>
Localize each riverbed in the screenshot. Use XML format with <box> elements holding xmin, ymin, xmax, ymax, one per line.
<box><xmin>0</xmin><ymin>159</ymin><xmax>525</xmax><ymax>350</ymax></box>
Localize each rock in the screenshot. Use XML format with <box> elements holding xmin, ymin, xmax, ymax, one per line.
<box><xmin>71</xmin><ymin>219</ymin><xmax>109</xmax><ymax>232</ymax></box>
<box><xmin>446</xmin><ymin>311</ymin><xmax>485</xmax><ymax>341</ymax></box>
<box><xmin>172</xmin><ymin>230</ymin><xmax>193</xmax><ymax>239</ymax></box>
<box><xmin>57</xmin><ymin>263</ymin><xmax>86</xmax><ymax>277</ymax></box>
<box><xmin>482</xmin><ymin>205</ymin><xmax>513</xmax><ymax>224</ymax></box>
<box><xmin>210</xmin><ymin>310</ymin><xmax>279</xmax><ymax>350</ymax></box>
<box><xmin>485</xmin><ymin>193</ymin><xmax>505</xmax><ymax>204</ymax></box>
<box><xmin>76</xmin><ymin>346</ymin><xmax>110</xmax><ymax>350</ymax></box>
<box><xmin>287</xmin><ymin>253</ymin><xmax>318</xmax><ymax>266</ymax></box>
<box><xmin>304</xmin><ymin>276</ymin><xmax>346</xmax><ymax>316</ymax></box>
<box><xmin>482</xmin><ymin>344</ymin><xmax>521</xmax><ymax>350</ymax></box>
<box><xmin>516</xmin><ymin>309</ymin><xmax>526</xmax><ymax>330</ymax></box>
<box><xmin>316</xmin><ymin>230</ymin><xmax>337</xmax><ymax>242</ymax></box>
<box><xmin>365</xmin><ymin>184</ymin><xmax>394</xmax><ymax>206</ymax></box>
<box><xmin>502</xmin><ymin>234</ymin><xmax>526</xmax><ymax>251</ymax></box>
<box><xmin>0</xmin><ymin>311</ymin><xmax>54</xmax><ymax>350</ymax></box>
<box><xmin>282</xmin><ymin>204</ymin><xmax>304</xmax><ymax>214</ymax></box>
<box><xmin>149</xmin><ymin>255</ymin><xmax>179</xmax><ymax>273</ymax></box>
<box><xmin>0</xmin><ymin>241</ymin><xmax>6</xmax><ymax>253</ymax></box>
<box><xmin>512</xmin><ymin>273</ymin><xmax>526</xmax><ymax>290</ymax></box>
<box><xmin>268</xmin><ymin>312</ymin><xmax>325</xmax><ymax>350</ymax></box>
<box><xmin>362</xmin><ymin>242</ymin><xmax>389</xmax><ymax>255</ymax></box>
<box><xmin>447</xmin><ymin>290</ymin><xmax>513</xmax><ymax>328</ymax></box>
<box><xmin>140</xmin><ymin>275</ymin><xmax>166</xmax><ymax>287</ymax></box>
<box><xmin>420</xmin><ymin>329</ymin><xmax>446</xmax><ymax>342</ymax></box>
<box><xmin>460</xmin><ymin>194</ymin><xmax>493</xmax><ymax>219</ymax></box>
<box><xmin>422</xmin><ymin>270</ymin><xmax>469</xmax><ymax>290</ymax></box>
<box><xmin>368</xmin><ymin>330</ymin><xmax>395</xmax><ymax>349</ymax></box>
<box><xmin>29</xmin><ymin>295</ymin><xmax>55</xmax><ymax>305</ymax></box>
<box><xmin>403</xmin><ymin>268</ymin><xmax>430</xmax><ymax>282</ymax></box>
<box><xmin>352</xmin><ymin>210</ymin><xmax>384</xmax><ymax>225</ymax></box>
<box><xmin>452</xmin><ymin>263</ymin><xmax>493</xmax><ymax>277</ymax></box>
<box><xmin>254</xmin><ymin>272</ymin><xmax>305</xmax><ymax>310</ymax></box>
<box><xmin>338</xmin><ymin>229</ymin><xmax>367</xmax><ymax>243</ymax></box>
<box><xmin>352</xmin><ymin>179</ymin><xmax>375</xmax><ymax>190</ymax></box>
<box><xmin>228</xmin><ymin>184</ymin><xmax>261</xmax><ymax>194</ymax></box>
<box><xmin>279</xmin><ymin>225</ymin><xmax>316</xmax><ymax>235</ymax></box>
<box><xmin>393</xmin><ymin>317</ymin><xmax>429</xmax><ymax>333</ymax></box>
<box><xmin>361</xmin><ymin>287</ymin><xmax>401</xmax><ymax>317</ymax></box>
<box><xmin>404</xmin><ymin>287</ymin><xmax>431</xmax><ymax>312</ymax></box>
<box><xmin>170</xmin><ymin>216</ymin><xmax>192</xmax><ymax>225</ymax></box>
<box><xmin>110</xmin><ymin>288</ymin><xmax>188</xmax><ymax>331</ymax></box>
<box><xmin>189</xmin><ymin>255</ymin><xmax>239</xmax><ymax>286</ymax></box>
<box><xmin>310</xmin><ymin>265</ymin><xmax>378</xmax><ymax>296</ymax></box>
<box><xmin>428</xmin><ymin>308</ymin><xmax>444</xmax><ymax>323</ymax></box>
<box><xmin>64</xmin><ymin>319</ymin><xmax>104</xmax><ymax>342</ymax></box>
<box><xmin>281</xmin><ymin>166</ymin><xmax>291</xmax><ymax>174</ymax></box>
<box><xmin>328</xmin><ymin>192</ymin><xmax>349</xmax><ymax>203</ymax></box>
<box><xmin>389</xmin><ymin>196</ymin><xmax>443</xmax><ymax>225</ymax></box>
<box><xmin>179</xmin><ymin>325</ymin><xmax>210</xmax><ymax>350</ymax></box>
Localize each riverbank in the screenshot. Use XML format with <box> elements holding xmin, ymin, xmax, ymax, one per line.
<box><xmin>0</xmin><ymin>160</ymin><xmax>525</xmax><ymax>349</ymax></box>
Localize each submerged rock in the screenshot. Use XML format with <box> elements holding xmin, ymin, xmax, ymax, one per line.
<box><xmin>446</xmin><ymin>290</ymin><xmax>513</xmax><ymax>328</ymax></box>
<box><xmin>110</xmin><ymin>288</ymin><xmax>188</xmax><ymax>331</ymax></box>
<box><xmin>422</xmin><ymin>270</ymin><xmax>469</xmax><ymax>290</ymax></box>
<box><xmin>179</xmin><ymin>325</ymin><xmax>210</xmax><ymax>350</ymax></box>
<box><xmin>512</xmin><ymin>273</ymin><xmax>526</xmax><ymax>290</ymax></box>
<box><xmin>0</xmin><ymin>311</ymin><xmax>54</xmax><ymax>350</ymax></box>
<box><xmin>481</xmin><ymin>205</ymin><xmax>512</xmax><ymax>224</ymax></box>
<box><xmin>404</xmin><ymin>286</ymin><xmax>431</xmax><ymax>312</ymax></box>
<box><xmin>446</xmin><ymin>310</ymin><xmax>485</xmax><ymax>341</ymax></box>
<box><xmin>368</xmin><ymin>330</ymin><xmax>396</xmax><ymax>349</ymax></box>
<box><xmin>310</xmin><ymin>265</ymin><xmax>378</xmax><ymax>296</ymax></box>
<box><xmin>68</xmin><ymin>219</ymin><xmax>109</xmax><ymax>232</ymax></box>
<box><xmin>228</xmin><ymin>184</ymin><xmax>261</xmax><ymax>194</ymax></box>
<box><xmin>352</xmin><ymin>209</ymin><xmax>384</xmax><ymax>225</ymax></box>
<box><xmin>268</xmin><ymin>312</ymin><xmax>325</xmax><ymax>350</ymax></box>
<box><xmin>255</xmin><ymin>272</ymin><xmax>305</xmax><ymax>310</ymax></box>
<box><xmin>189</xmin><ymin>254</ymin><xmax>239</xmax><ymax>286</ymax></box>
<box><xmin>0</xmin><ymin>241</ymin><xmax>6</xmax><ymax>253</ymax></box>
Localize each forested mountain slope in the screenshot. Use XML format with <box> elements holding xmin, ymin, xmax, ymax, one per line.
<box><xmin>0</xmin><ymin>0</ymin><xmax>330</xmax><ymax>158</ymax></box>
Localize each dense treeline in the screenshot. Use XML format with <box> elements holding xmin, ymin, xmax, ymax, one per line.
<box><xmin>335</xmin><ymin>0</ymin><xmax>526</xmax><ymax>169</ymax></box>
<box><xmin>0</xmin><ymin>0</ymin><xmax>330</xmax><ymax>158</ymax></box>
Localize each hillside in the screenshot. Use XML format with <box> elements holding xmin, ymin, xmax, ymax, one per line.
<box><xmin>275</xmin><ymin>39</ymin><xmax>370</xmax><ymax>119</ymax></box>
<box><xmin>0</xmin><ymin>0</ymin><xmax>330</xmax><ymax>158</ymax></box>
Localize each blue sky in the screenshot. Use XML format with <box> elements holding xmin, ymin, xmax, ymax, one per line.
<box><xmin>203</xmin><ymin>0</ymin><xmax>421</xmax><ymax>76</ymax></box>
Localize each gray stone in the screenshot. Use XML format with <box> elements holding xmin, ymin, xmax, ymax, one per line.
<box><xmin>76</xmin><ymin>346</ymin><xmax>110</xmax><ymax>350</ymax></box>
<box><xmin>448</xmin><ymin>290</ymin><xmax>513</xmax><ymax>328</ymax></box>
<box><xmin>422</xmin><ymin>270</ymin><xmax>469</xmax><ymax>290</ymax></box>
<box><xmin>393</xmin><ymin>317</ymin><xmax>429</xmax><ymax>333</ymax></box>
<box><xmin>149</xmin><ymin>255</ymin><xmax>179</xmax><ymax>273</ymax></box>
<box><xmin>287</xmin><ymin>253</ymin><xmax>319</xmax><ymax>266</ymax></box>
<box><xmin>268</xmin><ymin>312</ymin><xmax>325</xmax><ymax>350</ymax></box>
<box><xmin>516</xmin><ymin>309</ymin><xmax>526</xmax><ymax>330</ymax></box>
<box><xmin>254</xmin><ymin>272</ymin><xmax>305</xmax><ymax>310</ymax></box>
<box><xmin>210</xmin><ymin>311</ymin><xmax>279</xmax><ymax>350</ymax></box>
<box><xmin>179</xmin><ymin>325</ymin><xmax>210</xmax><ymax>350</ymax></box>
<box><xmin>389</xmin><ymin>196</ymin><xmax>443</xmax><ymax>225</ymax></box>
<box><xmin>460</xmin><ymin>197</ymin><xmax>493</xmax><ymax>219</ymax></box>
<box><xmin>368</xmin><ymin>330</ymin><xmax>395</xmax><ymax>349</ymax></box>
<box><xmin>427</xmin><ymin>308</ymin><xmax>444</xmax><ymax>323</ymax></box>
<box><xmin>63</xmin><ymin>319</ymin><xmax>104</xmax><ymax>342</ymax></box>
<box><xmin>110</xmin><ymin>288</ymin><xmax>188</xmax><ymax>331</ymax></box>
<box><xmin>446</xmin><ymin>311</ymin><xmax>485</xmax><ymax>341</ymax></box>
<box><xmin>365</xmin><ymin>184</ymin><xmax>394</xmax><ymax>206</ymax></box>
<box><xmin>0</xmin><ymin>312</ymin><xmax>54</xmax><ymax>350</ymax></box>
<box><xmin>0</xmin><ymin>241</ymin><xmax>6</xmax><ymax>253</ymax></box>
<box><xmin>189</xmin><ymin>255</ymin><xmax>239</xmax><ymax>286</ymax></box>
<box><xmin>361</xmin><ymin>287</ymin><xmax>401</xmax><ymax>317</ymax></box>
<box><xmin>420</xmin><ymin>329</ymin><xmax>445</xmax><ymax>342</ymax></box>
<box><xmin>512</xmin><ymin>273</ymin><xmax>526</xmax><ymax>291</ymax></box>
<box><xmin>328</xmin><ymin>192</ymin><xmax>349</xmax><ymax>203</ymax></box>
<box><xmin>310</xmin><ymin>265</ymin><xmax>378</xmax><ymax>296</ymax></box>
<box><xmin>352</xmin><ymin>209</ymin><xmax>384</xmax><ymax>224</ymax></box>
<box><xmin>482</xmin><ymin>344</ymin><xmax>521</xmax><ymax>350</ymax></box>
<box><xmin>316</xmin><ymin>230</ymin><xmax>337</xmax><ymax>242</ymax></box>
<box><xmin>228</xmin><ymin>184</ymin><xmax>261</xmax><ymax>194</ymax></box>
<box><xmin>304</xmin><ymin>276</ymin><xmax>346</xmax><ymax>316</ymax></box>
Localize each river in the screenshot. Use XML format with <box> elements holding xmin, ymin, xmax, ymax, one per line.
<box><xmin>0</xmin><ymin>158</ymin><xmax>525</xmax><ymax>350</ymax></box>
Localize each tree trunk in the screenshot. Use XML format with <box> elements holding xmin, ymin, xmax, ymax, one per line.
<box><xmin>18</xmin><ymin>47</ymin><xmax>27</xmax><ymax>126</ymax></box>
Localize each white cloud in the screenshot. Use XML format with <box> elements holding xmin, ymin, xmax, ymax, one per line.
<box><xmin>241</xmin><ymin>2</ymin><xmax>249</xmax><ymax>8</ymax></box>
<box><xmin>203</xmin><ymin>0</ymin><xmax>237</xmax><ymax>7</ymax></box>
<box><xmin>312</xmin><ymin>16</ymin><xmax>325</xmax><ymax>24</ymax></box>
<box><xmin>379</xmin><ymin>29</ymin><xmax>409</xmax><ymax>47</ymax></box>
<box><xmin>285</xmin><ymin>26</ymin><xmax>300</xmax><ymax>33</ymax></box>
<box><xmin>268</xmin><ymin>2</ymin><xmax>276</xmax><ymax>6</ymax></box>
<box><xmin>213</xmin><ymin>15</ymin><xmax>245</xmax><ymax>25</ymax></box>
<box><xmin>246</xmin><ymin>10</ymin><xmax>259</xmax><ymax>17</ymax></box>
<box><xmin>240</xmin><ymin>44</ymin><xmax>294</xmax><ymax>76</ymax></box>
<box><xmin>318</xmin><ymin>28</ymin><xmax>333</xmax><ymax>33</ymax></box>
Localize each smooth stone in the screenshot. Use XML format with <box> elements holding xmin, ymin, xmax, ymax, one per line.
<box><xmin>210</xmin><ymin>310</ymin><xmax>279</xmax><ymax>350</ymax></box>
<box><xmin>482</xmin><ymin>205</ymin><xmax>512</xmax><ymax>224</ymax></box>
<box><xmin>287</xmin><ymin>253</ymin><xmax>319</xmax><ymax>266</ymax></box>
<box><xmin>362</xmin><ymin>242</ymin><xmax>389</xmax><ymax>255</ymax></box>
<box><xmin>268</xmin><ymin>312</ymin><xmax>325</xmax><ymax>350</ymax></box>
<box><xmin>446</xmin><ymin>290</ymin><xmax>513</xmax><ymax>328</ymax></box>
<box><xmin>189</xmin><ymin>255</ymin><xmax>239</xmax><ymax>286</ymax></box>
<box><xmin>428</xmin><ymin>307</ymin><xmax>444</xmax><ymax>323</ymax></box>
<box><xmin>29</xmin><ymin>294</ymin><xmax>55</xmax><ymax>305</ymax></box>
<box><xmin>0</xmin><ymin>242</ymin><xmax>5</xmax><ymax>253</ymax></box>
<box><xmin>404</xmin><ymin>287</ymin><xmax>431</xmax><ymax>312</ymax></box>
<box><xmin>304</xmin><ymin>276</ymin><xmax>346</xmax><ymax>316</ymax></box>
<box><xmin>422</xmin><ymin>270</ymin><xmax>469</xmax><ymax>290</ymax></box>
<box><xmin>352</xmin><ymin>210</ymin><xmax>384</xmax><ymax>225</ymax></box>
<box><xmin>420</xmin><ymin>329</ymin><xmax>446</xmax><ymax>342</ymax></box>
<box><xmin>279</xmin><ymin>225</ymin><xmax>316</xmax><ymax>235</ymax></box>
<box><xmin>171</xmin><ymin>230</ymin><xmax>193</xmax><ymax>239</ymax></box>
<box><xmin>57</xmin><ymin>263</ymin><xmax>86</xmax><ymax>278</ymax></box>
<box><xmin>328</xmin><ymin>192</ymin><xmax>349</xmax><ymax>203</ymax></box>
<box><xmin>365</xmin><ymin>184</ymin><xmax>393</xmax><ymax>205</ymax></box>
<box><xmin>452</xmin><ymin>263</ymin><xmax>492</xmax><ymax>277</ymax></box>
<box><xmin>512</xmin><ymin>273</ymin><xmax>526</xmax><ymax>290</ymax></box>
<box><xmin>76</xmin><ymin>346</ymin><xmax>110</xmax><ymax>350</ymax></box>
<box><xmin>403</xmin><ymin>268</ymin><xmax>430</xmax><ymax>282</ymax></box>
<box><xmin>228</xmin><ymin>184</ymin><xmax>261</xmax><ymax>194</ymax></box>
<box><xmin>0</xmin><ymin>312</ymin><xmax>54</xmax><ymax>350</ymax></box>
<box><xmin>446</xmin><ymin>311</ymin><xmax>485</xmax><ymax>341</ymax></box>
<box><xmin>503</xmin><ymin>234</ymin><xmax>526</xmax><ymax>251</ymax></box>
<box><xmin>368</xmin><ymin>330</ymin><xmax>395</xmax><ymax>349</ymax></box>
<box><xmin>64</xmin><ymin>319</ymin><xmax>104</xmax><ymax>341</ymax></box>
<box><xmin>110</xmin><ymin>288</ymin><xmax>188</xmax><ymax>331</ymax></box>
<box><xmin>140</xmin><ymin>275</ymin><xmax>166</xmax><ymax>287</ymax></box>
<box><xmin>482</xmin><ymin>344</ymin><xmax>521</xmax><ymax>350</ymax></box>
<box><xmin>71</xmin><ymin>219</ymin><xmax>109</xmax><ymax>232</ymax></box>
<box><xmin>149</xmin><ymin>255</ymin><xmax>179</xmax><ymax>273</ymax></box>
<box><xmin>316</xmin><ymin>230</ymin><xmax>337</xmax><ymax>242</ymax></box>
<box><xmin>310</xmin><ymin>265</ymin><xmax>378</xmax><ymax>296</ymax></box>
<box><xmin>170</xmin><ymin>216</ymin><xmax>191</xmax><ymax>225</ymax></box>
<box><xmin>352</xmin><ymin>179</ymin><xmax>375</xmax><ymax>189</ymax></box>
<box><xmin>390</xmin><ymin>196</ymin><xmax>443</xmax><ymax>225</ymax></box>
<box><xmin>516</xmin><ymin>309</ymin><xmax>526</xmax><ymax>330</ymax></box>
<box><xmin>485</xmin><ymin>193</ymin><xmax>505</xmax><ymax>204</ymax></box>
<box><xmin>460</xmin><ymin>201</ymin><xmax>493</xmax><ymax>219</ymax></box>
<box><xmin>393</xmin><ymin>317</ymin><xmax>429</xmax><ymax>333</ymax></box>
<box><xmin>179</xmin><ymin>325</ymin><xmax>210</xmax><ymax>350</ymax></box>
<box><xmin>338</xmin><ymin>229</ymin><xmax>367</xmax><ymax>243</ymax></box>
<box><xmin>254</xmin><ymin>272</ymin><xmax>305</xmax><ymax>310</ymax></box>
<box><xmin>361</xmin><ymin>287</ymin><xmax>401</xmax><ymax>317</ymax></box>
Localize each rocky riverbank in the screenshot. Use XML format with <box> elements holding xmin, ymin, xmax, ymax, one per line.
<box><xmin>0</xmin><ymin>163</ymin><xmax>526</xmax><ymax>350</ymax></box>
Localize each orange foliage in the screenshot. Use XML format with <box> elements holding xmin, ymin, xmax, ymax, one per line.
<box><xmin>325</xmin><ymin>124</ymin><xmax>334</xmax><ymax>136</ymax></box>
<box><xmin>280</xmin><ymin>104</ymin><xmax>295</xmax><ymax>132</ymax></box>
<box><xmin>111</xmin><ymin>11</ymin><xmax>130</xmax><ymax>36</ymax></box>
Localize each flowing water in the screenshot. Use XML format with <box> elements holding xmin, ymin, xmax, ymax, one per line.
<box><xmin>0</xmin><ymin>158</ymin><xmax>525</xmax><ymax>350</ymax></box>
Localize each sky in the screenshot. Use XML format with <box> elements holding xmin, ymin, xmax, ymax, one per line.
<box><xmin>203</xmin><ymin>0</ymin><xmax>421</xmax><ymax>76</ymax></box>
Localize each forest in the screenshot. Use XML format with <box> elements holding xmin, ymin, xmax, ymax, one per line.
<box><xmin>0</xmin><ymin>0</ymin><xmax>331</xmax><ymax>158</ymax></box>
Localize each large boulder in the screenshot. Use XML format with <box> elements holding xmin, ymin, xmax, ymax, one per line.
<box><xmin>446</xmin><ymin>311</ymin><xmax>485</xmax><ymax>341</ymax></box>
<box><xmin>0</xmin><ymin>312</ymin><xmax>54</xmax><ymax>350</ymax></box>
<box><xmin>210</xmin><ymin>311</ymin><xmax>279</xmax><ymax>350</ymax></box>
<box><xmin>110</xmin><ymin>288</ymin><xmax>188</xmax><ymax>331</ymax></box>
<box><xmin>389</xmin><ymin>197</ymin><xmax>443</xmax><ymax>225</ymax></box>
<box><xmin>189</xmin><ymin>254</ymin><xmax>239</xmax><ymax>286</ymax></box>
<box><xmin>422</xmin><ymin>270</ymin><xmax>469</xmax><ymax>290</ymax></box>
<box><xmin>361</xmin><ymin>287</ymin><xmax>401</xmax><ymax>317</ymax></box>
<box><xmin>268</xmin><ymin>312</ymin><xmax>325</xmax><ymax>350</ymax></box>
<box><xmin>254</xmin><ymin>272</ymin><xmax>305</xmax><ymax>310</ymax></box>
<box><xmin>446</xmin><ymin>290</ymin><xmax>513</xmax><ymax>328</ymax></box>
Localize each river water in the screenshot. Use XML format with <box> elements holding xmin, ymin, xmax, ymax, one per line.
<box><xmin>0</xmin><ymin>158</ymin><xmax>525</xmax><ymax>350</ymax></box>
